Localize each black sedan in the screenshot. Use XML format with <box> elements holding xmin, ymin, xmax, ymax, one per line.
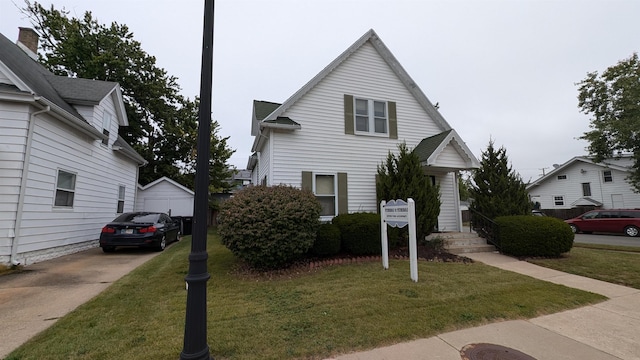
<box><xmin>99</xmin><ymin>212</ymin><xmax>181</xmax><ymax>253</ymax></box>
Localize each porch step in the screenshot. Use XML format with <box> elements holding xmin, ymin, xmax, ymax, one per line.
<box><xmin>426</xmin><ymin>232</ymin><xmax>497</xmax><ymax>255</ymax></box>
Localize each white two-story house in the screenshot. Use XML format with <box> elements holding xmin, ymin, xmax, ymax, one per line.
<box><xmin>527</xmin><ymin>155</ymin><xmax>640</xmax><ymax>210</ymax></box>
<box><xmin>247</xmin><ymin>29</ymin><xmax>479</xmax><ymax>232</ymax></box>
<box><xmin>0</xmin><ymin>28</ymin><xmax>146</xmax><ymax>266</ymax></box>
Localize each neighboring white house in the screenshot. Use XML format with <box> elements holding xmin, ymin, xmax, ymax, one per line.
<box><xmin>135</xmin><ymin>177</ymin><xmax>194</xmax><ymax>217</ymax></box>
<box><xmin>0</xmin><ymin>29</ymin><xmax>146</xmax><ymax>266</ymax></box>
<box><xmin>247</xmin><ymin>29</ymin><xmax>479</xmax><ymax>232</ymax></box>
<box><xmin>526</xmin><ymin>155</ymin><xmax>640</xmax><ymax>210</ymax></box>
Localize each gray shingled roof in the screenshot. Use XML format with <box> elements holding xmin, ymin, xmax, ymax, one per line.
<box><xmin>253</xmin><ymin>100</ymin><xmax>281</xmax><ymax>121</ymax></box>
<box><xmin>46</xmin><ymin>75</ymin><xmax>117</xmax><ymax>105</ymax></box>
<box><xmin>0</xmin><ymin>32</ymin><xmax>117</xmax><ymax>117</ymax></box>
<box><xmin>413</xmin><ymin>130</ymin><xmax>452</xmax><ymax>162</ymax></box>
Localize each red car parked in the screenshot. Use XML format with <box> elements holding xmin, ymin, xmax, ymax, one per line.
<box><xmin>565</xmin><ymin>209</ymin><xmax>640</xmax><ymax>237</ymax></box>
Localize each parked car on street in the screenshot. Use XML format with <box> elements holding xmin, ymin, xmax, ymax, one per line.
<box><xmin>564</xmin><ymin>209</ymin><xmax>640</xmax><ymax>237</ymax></box>
<box><xmin>99</xmin><ymin>212</ymin><xmax>181</xmax><ymax>252</ymax></box>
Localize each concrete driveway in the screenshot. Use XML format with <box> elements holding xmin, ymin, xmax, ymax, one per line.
<box><xmin>0</xmin><ymin>246</ymin><xmax>160</xmax><ymax>358</ymax></box>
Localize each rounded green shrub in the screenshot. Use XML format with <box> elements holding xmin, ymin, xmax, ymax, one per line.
<box><xmin>333</xmin><ymin>212</ymin><xmax>381</xmax><ymax>255</ymax></box>
<box><xmin>217</xmin><ymin>185</ymin><xmax>321</xmax><ymax>269</ymax></box>
<box><xmin>495</xmin><ymin>215</ymin><xmax>574</xmax><ymax>257</ymax></box>
<box><xmin>310</xmin><ymin>223</ymin><xmax>341</xmax><ymax>256</ymax></box>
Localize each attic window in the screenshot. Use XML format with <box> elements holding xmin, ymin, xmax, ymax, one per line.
<box><xmin>557</xmin><ymin>175</ymin><xmax>567</xmax><ymax>180</ymax></box>
<box><xmin>603</xmin><ymin>170</ymin><xmax>613</xmax><ymax>182</ymax></box>
<box><xmin>102</xmin><ymin>112</ymin><xmax>112</xmax><ymax>145</ymax></box>
<box><xmin>355</xmin><ymin>98</ymin><xmax>388</xmax><ymax>135</ymax></box>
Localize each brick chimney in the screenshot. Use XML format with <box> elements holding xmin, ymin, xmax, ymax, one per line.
<box><xmin>17</xmin><ymin>27</ymin><xmax>39</xmax><ymax>59</ymax></box>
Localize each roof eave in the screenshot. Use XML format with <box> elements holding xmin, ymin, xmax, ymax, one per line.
<box><xmin>36</xmin><ymin>97</ymin><xmax>106</xmax><ymax>140</ymax></box>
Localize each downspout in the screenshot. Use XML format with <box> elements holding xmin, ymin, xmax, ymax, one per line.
<box><xmin>10</xmin><ymin>104</ymin><xmax>51</xmax><ymax>265</ymax></box>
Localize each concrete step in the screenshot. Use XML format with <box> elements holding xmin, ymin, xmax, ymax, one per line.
<box><xmin>427</xmin><ymin>231</ymin><xmax>497</xmax><ymax>254</ymax></box>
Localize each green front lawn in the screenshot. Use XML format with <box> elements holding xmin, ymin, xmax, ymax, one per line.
<box><xmin>528</xmin><ymin>243</ymin><xmax>640</xmax><ymax>289</ymax></box>
<box><xmin>7</xmin><ymin>231</ymin><xmax>605</xmax><ymax>360</ymax></box>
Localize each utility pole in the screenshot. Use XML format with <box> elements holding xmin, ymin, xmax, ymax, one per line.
<box><xmin>180</xmin><ymin>1</ymin><xmax>215</xmax><ymax>359</ymax></box>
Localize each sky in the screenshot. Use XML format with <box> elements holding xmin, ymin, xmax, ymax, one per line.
<box><xmin>2</xmin><ymin>0</ymin><xmax>639</xmax><ymax>183</ymax></box>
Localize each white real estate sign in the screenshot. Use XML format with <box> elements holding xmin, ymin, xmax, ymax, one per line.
<box><xmin>380</xmin><ymin>198</ymin><xmax>418</xmax><ymax>282</ymax></box>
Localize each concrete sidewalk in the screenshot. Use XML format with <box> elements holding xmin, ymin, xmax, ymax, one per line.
<box><xmin>329</xmin><ymin>252</ymin><xmax>640</xmax><ymax>360</ymax></box>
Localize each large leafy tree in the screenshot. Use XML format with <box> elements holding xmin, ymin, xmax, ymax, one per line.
<box><xmin>21</xmin><ymin>1</ymin><xmax>234</xmax><ymax>187</ymax></box>
<box><xmin>577</xmin><ymin>53</ymin><xmax>640</xmax><ymax>192</ymax></box>
<box><xmin>377</xmin><ymin>143</ymin><xmax>441</xmax><ymax>242</ymax></box>
<box><xmin>470</xmin><ymin>140</ymin><xmax>531</xmax><ymax>219</ymax></box>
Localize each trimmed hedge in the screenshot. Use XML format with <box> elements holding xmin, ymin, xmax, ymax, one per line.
<box><xmin>495</xmin><ymin>215</ymin><xmax>574</xmax><ymax>257</ymax></box>
<box><xmin>217</xmin><ymin>185</ymin><xmax>321</xmax><ymax>269</ymax></box>
<box><xmin>333</xmin><ymin>212</ymin><xmax>381</xmax><ymax>255</ymax></box>
<box><xmin>310</xmin><ymin>223</ymin><xmax>341</xmax><ymax>256</ymax></box>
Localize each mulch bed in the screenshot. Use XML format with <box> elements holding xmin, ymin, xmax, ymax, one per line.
<box><xmin>231</xmin><ymin>245</ymin><xmax>473</xmax><ymax>280</ymax></box>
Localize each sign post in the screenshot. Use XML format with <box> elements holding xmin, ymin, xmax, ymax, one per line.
<box><xmin>381</xmin><ymin>198</ymin><xmax>418</xmax><ymax>282</ymax></box>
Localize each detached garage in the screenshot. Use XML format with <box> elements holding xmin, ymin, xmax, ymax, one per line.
<box><xmin>136</xmin><ymin>177</ymin><xmax>194</xmax><ymax>234</ymax></box>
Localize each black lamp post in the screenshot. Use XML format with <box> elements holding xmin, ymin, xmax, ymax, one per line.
<box><xmin>180</xmin><ymin>1</ymin><xmax>215</xmax><ymax>359</ymax></box>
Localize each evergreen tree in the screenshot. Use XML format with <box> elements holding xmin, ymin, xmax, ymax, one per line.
<box><xmin>470</xmin><ymin>140</ymin><xmax>531</xmax><ymax>219</ymax></box>
<box><xmin>377</xmin><ymin>143</ymin><xmax>441</xmax><ymax>241</ymax></box>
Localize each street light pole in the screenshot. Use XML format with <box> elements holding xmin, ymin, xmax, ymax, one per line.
<box><xmin>180</xmin><ymin>1</ymin><xmax>215</xmax><ymax>359</ymax></box>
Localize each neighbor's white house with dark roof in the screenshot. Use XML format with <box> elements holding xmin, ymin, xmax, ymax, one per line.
<box><xmin>0</xmin><ymin>28</ymin><xmax>146</xmax><ymax>266</ymax></box>
<box><xmin>247</xmin><ymin>29</ymin><xmax>479</xmax><ymax>231</ymax></box>
<box><xmin>526</xmin><ymin>155</ymin><xmax>640</xmax><ymax>210</ymax></box>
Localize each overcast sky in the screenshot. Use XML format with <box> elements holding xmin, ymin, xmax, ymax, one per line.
<box><xmin>2</xmin><ymin>0</ymin><xmax>639</xmax><ymax>182</ymax></box>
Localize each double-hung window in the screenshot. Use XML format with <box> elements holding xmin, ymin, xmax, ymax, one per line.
<box><xmin>553</xmin><ymin>195</ymin><xmax>564</xmax><ymax>206</ymax></box>
<box><xmin>355</xmin><ymin>98</ymin><xmax>388</xmax><ymax>135</ymax></box>
<box><xmin>117</xmin><ymin>185</ymin><xmax>125</xmax><ymax>213</ymax></box>
<box><xmin>582</xmin><ymin>183</ymin><xmax>592</xmax><ymax>196</ymax></box>
<box><xmin>101</xmin><ymin>112</ymin><xmax>112</xmax><ymax>145</ymax></box>
<box><xmin>54</xmin><ymin>170</ymin><xmax>76</xmax><ymax>207</ymax></box>
<box><xmin>603</xmin><ymin>170</ymin><xmax>613</xmax><ymax>183</ymax></box>
<box><xmin>314</xmin><ymin>174</ymin><xmax>336</xmax><ymax>218</ymax></box>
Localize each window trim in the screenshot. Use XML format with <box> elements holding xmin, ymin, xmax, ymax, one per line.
<box><xmin>353</xmin><ymin>97</ymin><xmax>389</xmax><ymax>136</ymax></box>
<box><xmin>603</xmin><ymin>170</ymin><xmax>613</xmax><ymax>183</ymax></box>
<box><xmin>101</xmin><ymin>112</ymin><xmax>112</xmax><ymax>146</ymax></box>
<box><xmin>553</xmin><ymin>195</ymin><xmax>565</xmax><ymax>206</ymax></box>
<box><xmin>313</xmin><ymin>173</ymin><xmax>337</xmax><ymax>221</ymax></box>
<box><xmin>117</xmin><ymin>185</ymin><xmax>125</xmax><ymax>213</ymax></box>
<box><xmin>54</xmin><ymin>169</ymin><xmax>76</xmax><ymax>208</ymax></box>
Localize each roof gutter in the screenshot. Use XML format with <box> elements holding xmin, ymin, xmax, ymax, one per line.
<box><xmin>10</xmin><ymin>103</ymin><xmax>51</xmax><ymax>266</ymax></box>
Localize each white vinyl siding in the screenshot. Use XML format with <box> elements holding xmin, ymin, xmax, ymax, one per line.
<box><xmin>266</xmin><ymin>42</ymin><xmax>455</xmax><ymax>216</ymax></box>
<box><xmin>435</xmin><ymin>172</ymin><xmax>460</xmax><ymax>231</ymax></box>
<box><xmin>0</xmin><ymin>98</ymin><xmax>139</xmax><ymax>264</ymax></box>
<box><xmin>135</xmin><ymin>179</ymin><xmax>194</xmax><ymax>217</ymax></box>
<box><xmin>0</xmin><ymin>102</ymin><xmax>29</xmax><ymax>257</ymax></box>
<box><xmin>527</xmin><ymin>160</ymin><xmax>640</xmax><ymax>210</ymax></box>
